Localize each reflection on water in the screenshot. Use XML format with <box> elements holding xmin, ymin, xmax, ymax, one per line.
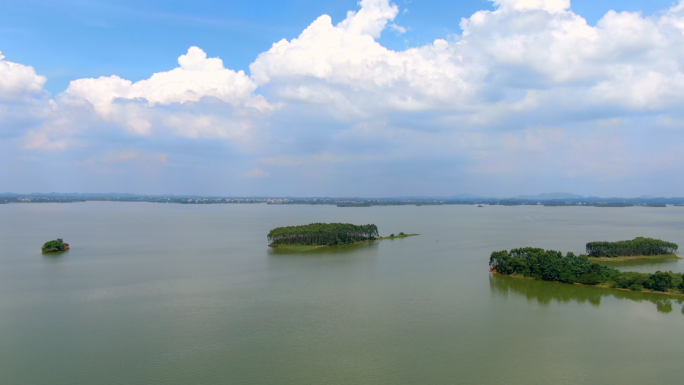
<box><xmin>657</xmin><ymin>301</ymin><xmax>674</xmax><ymax>313</ymax></box>
<box><xmin>267</xmin><ymin>240</ymin><xmax>380</xmax><ymax>256</ymax></box>
<box><xmin>41</xmin><ymin>252</ymin><xmax>68</xmax><ymax>263</ymax></box>
<box><xmin>266</xmin><ymin>241</ymin><xmax>380</xmax><ymax>274</ymax></box>
<box><xmin>489</xmin><ymin>273</ymin><xmax>684</xmax><ymax>315</ymax></box>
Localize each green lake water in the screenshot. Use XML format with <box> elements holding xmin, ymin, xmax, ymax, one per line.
<box><xmin>1</xmin><ymin>202</ymin><xmax>683</xmax><ymax>384</ymax></box>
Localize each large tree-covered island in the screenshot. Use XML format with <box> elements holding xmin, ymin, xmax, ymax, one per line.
<box><xmin>42</xmin><ymin>238</ymin><xmax>70</xmax><ymax>254</ymax></box>
<box><xmin>586</xmin><ymin>237</ymin><xmax>679</xmax><ymax>261</ymax></box>
<box><xmin>268</xmin><ymin>223</ymin><xmax>417</xmax><ymax>250</ymax></box>
<box><xmin>490</xmin><ymin>247</ymin><xmax>684</xmax><ymax>295</ymax></box>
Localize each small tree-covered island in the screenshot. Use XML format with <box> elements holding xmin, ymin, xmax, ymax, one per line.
<box><xmin>586</xmin><ymin>237</ymin><xmax>679</xmax><ymax>261</ymax></box>
<box><xmin>490</xmin><ymin>246</ymin><xmax>684</xmax><ymax>295</ymax></box>
<box><xmin>42</xmin><ymin>238</ymin><xmax>70</xmax><ymax>254</ymax></box>
<box><xmin>268</xmin><ymin>223</ymin><xmax>418</xmax><ymax>251</ymax></box>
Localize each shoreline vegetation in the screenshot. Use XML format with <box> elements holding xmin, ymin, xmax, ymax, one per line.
<box><xmin>489</xmin><ymin>245</ymin><xmax>684</xmax><ymax>297</ymax></box>
<box><xmin>42</xmin><ymin>239</ymin><xmax>69</xmax><ymax>254</ymax></box>
<box><xmin>267</xmin><ymin>223</ymin><xmax>418</xmax><ymax>251</ymax></box>
<box><xmin>586</xmin><ymin>237</ymin><xmax>678</xmax><ymax>258</ymax></box>
<box><xmin>491</xmin><ymin>270</ymin><xmax>684</xmax><ymax>297</ymax></box>
<box><xmin>589</xmin><ymin>254</ymin><xmax>681</xmax><ymax>262</ymax></box>
<box><xmin>268</xmin><ymin>234</ymin><xmax>419</xmax><ymax>251</ymax></box>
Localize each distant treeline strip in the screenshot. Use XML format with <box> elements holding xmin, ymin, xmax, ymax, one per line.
<box><xmin>586</xmin><ymin>237</ymin><xmax>678</xmax><ymax>257</ymax></box>
<box><xmin>268</xmin><ymin>223</ymin><xmax>379</xmax><ymax>246</ymax></box>
<box><xmin>543</xmin><ymin>202</ymin><xmax>634</xmax><ymax>207</ymax></box>
<box><xmin>490</xmin><ymin>248</ymin><xmax>684</xmax><ymax>294</ymax></box>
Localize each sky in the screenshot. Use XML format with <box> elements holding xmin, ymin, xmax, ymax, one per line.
<box><xmin>1</xmin><ymin>0</ymin><xmax>684</xmax><ymax>197</ymax></box>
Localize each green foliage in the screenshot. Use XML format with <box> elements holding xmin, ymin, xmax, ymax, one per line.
<box><xmin>489</xmin><ymin>247</ymin><xmax>684</xmax><ymax>294</ymax></box>
<box><xmin>586</xmin><ymin>237</ymin><xmax>678</xmax><ymax>257</ymax></box>
<box><xmin>651</xmin><ymin>271</ymin><xmax>679</xmax><ymax>292</ymax></box>
<box><xmin>41</xmin><ymin>239</ymin><xmax>69</xmax><ymax>254</ymax></box>
<box><xmin>579</xmin><ymin>273</ymin><xmax>602</xmax><ymax>285</ymax></box>
<box><xmin>268</xmin><ymin>223</ymin><xmax>379</xmax><ymax>246</ymax></box>
<box><xmin>390</xmin><ymin>234</ymin><xmax>395</xmax><ymax>238</ymax></box>
<box><xmin>399</xmin><ymin>232</ymin><xmax>405</xmax><ymax>236</ymax></box>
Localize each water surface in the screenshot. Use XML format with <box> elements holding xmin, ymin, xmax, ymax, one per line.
<box><xmin>1</xmin><ymin>203</ymin><xmax>683</xmax><ymax>384</ymax></box>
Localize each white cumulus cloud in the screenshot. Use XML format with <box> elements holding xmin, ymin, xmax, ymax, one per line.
<box><xmin>250</xmin><ymin>1</ymin><xmax>473</xmax><ymax>114</ymax></box>
<box><xmin>251</xmin><ymin>0</ymin><xmax>684</xmax><ymax>119</ymax></box>
<box><xmin>493</xmin><ymin>0</ymin><xmax>570</xmax><ymax>13</ymax></box>
<box><xmin>337</xmin><ymin>0</ymin><xmax>400</xmax><ymax>38</ymax></box>
<box><xmin>66</xmin><ymin>46</ymin><xmax>269</xmax><ymax>115</ymax></box>
<box><xmin>0</xmin><ymin>51</ymin><xmax>47</xmax><ymax>101</ymax></box>
<box><xmin>23</xmin><ymin>47</ymin><xmax>275</xmax><ymax>148</ymax></box>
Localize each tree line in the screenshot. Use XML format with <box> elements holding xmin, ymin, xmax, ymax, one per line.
<box><xmin>586</xmin><ymin>237</ymin><xmax>678</xmax><ymax>257</ymax></box>
<box><xmin>489</xmin><ymin>247</ymin><xmax>684</xmax><ymax>293</ymax></box>
<box><xmin>268</xmin><ymin>223</ymin><xmax>379</xmax><ymax>246</ymax></box>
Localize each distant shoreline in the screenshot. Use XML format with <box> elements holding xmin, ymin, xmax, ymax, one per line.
<box><xmin>2</xmin><ymin>193</ymin><xmax>684</xmax><ymax>207</ymax></box>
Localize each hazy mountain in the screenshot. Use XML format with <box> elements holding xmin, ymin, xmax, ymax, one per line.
<box><xmin>513</xmin><ymin>193</ymin><xmax>584</xmax><ymax>200</ymax></box>
<box><xmin>447</xmin><ymin>194</ymin><xmax>492</xmax><ymax>200</ymax></box>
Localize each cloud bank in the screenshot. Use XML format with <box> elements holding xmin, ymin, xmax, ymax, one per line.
<box><xmin>2</xmin><ymin>0</ymin><xmax>684</xmax><ymax>196</ymax></box>
<box><xmin>0</xmin><ymin>51</ymin><xmax>47</xmax><ymax>100</ymax></box>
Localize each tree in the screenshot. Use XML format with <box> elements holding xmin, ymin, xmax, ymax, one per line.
<box><xmin>42</xmin><ymin>239</ymin><xmax>69</xmax><ymax>254</ymax></box>
<box><xmin>579</xmin><ymin>273</ymin><xmax>601</xmax><ymax>285</ymax></box>
<box><xmin>586</xmin><ymin>237</ymin><xmax>678</xmax><ymax>257</ymax></box>
<box><xmin>267</xmin><ymin>223</ymin><xmax>379</xmax><ymax>246</ymax></box>
<box><xmin>651</xmin><ymin>271</ymin><xmax>674</xmax><ymax>292</ymax></box>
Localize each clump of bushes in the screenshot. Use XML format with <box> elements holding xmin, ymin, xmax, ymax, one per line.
<box><xmin>42</xmin><ymin>238</ymin><xmax>69</xmax><ymax>254</ymax></box>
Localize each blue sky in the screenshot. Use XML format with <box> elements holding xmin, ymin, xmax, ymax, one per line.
<box><xmin>1</xmin><ymin>0</ymin><xmax>675</xmax><ymax>93</ymax></box>
<box><xmin>1</xmin><ymin>0</ymin><xmax>684</xmax><ymax>197</ymax></box>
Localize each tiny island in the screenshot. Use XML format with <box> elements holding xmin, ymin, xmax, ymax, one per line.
<box><xmin>42</xmin><ymin>238</ymin><xmax>70</xmax><ymax>254</ymax></box>
<box><xmin>268</xmin><ymin>223</ymin><xmax>418</xmax><ymax>251</ymax></box>
<box><xmin>586</xmin><ymin>237</ymin><xmax>679</xmax><ymax>261</ymax></box>
<box><xmin>490</xmin><ymin>237</ymin><xmax>683</xmax><ymax>296</ymax></box>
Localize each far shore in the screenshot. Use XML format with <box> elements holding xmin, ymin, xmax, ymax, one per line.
<box><xmin>269</xmin><ymin>234</ymin><xmax>420</xmax><ymax>251</ymax></box>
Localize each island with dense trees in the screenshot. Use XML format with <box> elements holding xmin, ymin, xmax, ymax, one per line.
<box><xmin>42</xmin><ymin>239</ymin><xmax>70</xmax><ymax>254</ymax></box>
<box><xmin>586</xmin><ymin>237</ymin><xmax>679</xmax><ymax>261</ymax></box>
<box><xmin>268</xmin><ymin>223</ymin><xmax>417</xmax><ymax>250</ymax></box>
<box><xmin>489</xmin><ymin>247</ymin><xmax>684</xmax><ymax>295</ymax></box>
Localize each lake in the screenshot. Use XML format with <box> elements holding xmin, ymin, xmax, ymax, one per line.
<box><xmin>1</xmin><ymin>202</ymin><xmax>683</xmax><ymax>384</ymax></box>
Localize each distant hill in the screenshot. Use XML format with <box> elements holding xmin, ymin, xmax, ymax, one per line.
<box><xmin>389</xmin><ymin>194</ymin><xmax>494</xmax><ymax>201</ymax></box>
<box><xmin>447</xmin><ymin>194</ymin><xmax>491</xmax><ymax>201</ymax></box>
<box><xmin>513</xmin><ymin>192</ymin><xmax>584</xmax><ymax>200</ymax></box>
